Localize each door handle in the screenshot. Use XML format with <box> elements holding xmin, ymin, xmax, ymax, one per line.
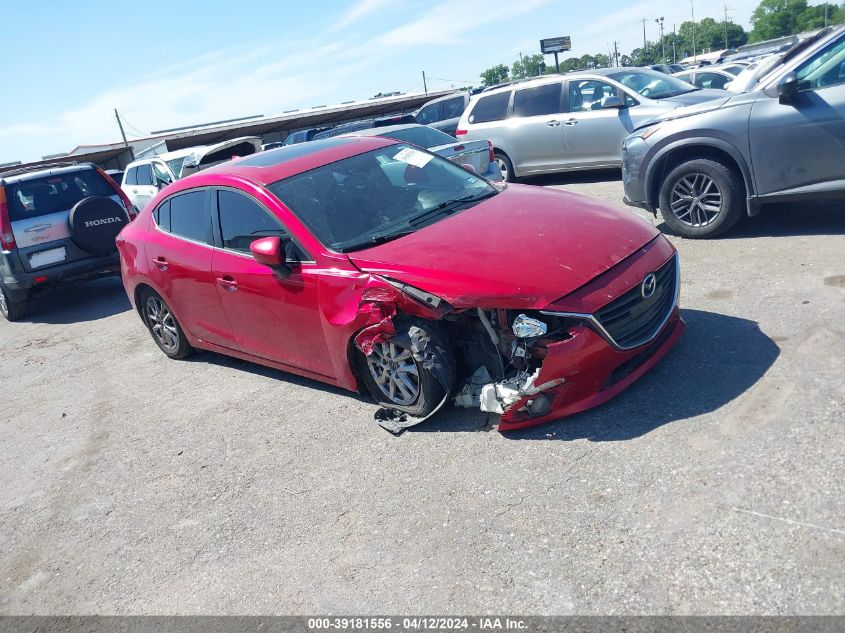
<box><xmin>546</xmin><ymin>120</ymin><xmax>561</xmax><ymax>127</ymax></box>
<box><xmin>216</xmin><ymin>276</ymin><xmax>238</xmax><ymax>292</ymax></box>
<box><xmin>564</xmin><ymin>119</ymin><xmax>579</xmax><ymax>126</ymax></box>
<box><xmin>152</xmin><ymin>256</ymin><xmax>168</xmax><ymax>271</ymax></box>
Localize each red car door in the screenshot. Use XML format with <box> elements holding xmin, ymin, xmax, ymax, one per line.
<box><xmin>209</xmin><ymin>189</ymin><xmax>333</xmax><ymax>377</ymax></box>
<box><xmin>145</xmin><ymin>189</ymin><xmax>233</xmax><ymax>346</ymax></box>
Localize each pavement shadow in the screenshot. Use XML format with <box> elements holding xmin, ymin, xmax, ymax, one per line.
<box><xmin>657</xmin><ymin>200</ymin><xmax>845</xmax><ymax>239</ymax></box>
<box><xmin>418</xmin><ymin>308</ymin><xmax>780</xmax><ymax>440</ymax></box>
<box><xmin>185</xmin><ymin>351</ymin><xmax>370</xmax><ymax>401</ymax></box>
<box><xmin>520</xmin><ymin>168</ymin><xmax>622</xmax><ymax>187</ymax></box>
<box><xmin>22</xmin><ymin>276</ymin><xmax>131</xmax><ymax>324</ymax></box>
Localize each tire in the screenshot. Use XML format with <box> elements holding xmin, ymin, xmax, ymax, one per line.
<box><xmin>494</xmin><ymin>151</ymin><xmax>515</xmax><ymax>183</ymax></box>
<box><xmin>139</xmin><ymin>288</ymin><xmax>193</xmax><ymax>359</ymax></box>
<box><xmin>658</xmin><ymin>158</ymin><xmax>745</xmax><ymax>238</ymax></box>
<box><xmin>0</xmin><ymin>284</ymin><xmax>28</xmax><ymax>322</ymax></box>
<box><xmin>356</xmin><ymin>323</ymin><xmax>450</xmax><ymax>418</ymax></box>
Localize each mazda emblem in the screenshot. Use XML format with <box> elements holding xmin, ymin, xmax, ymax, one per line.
<box><xmin>641</xmin><ymin>273</ymin><xmax>657</xmax><ymax>299</ymax></box>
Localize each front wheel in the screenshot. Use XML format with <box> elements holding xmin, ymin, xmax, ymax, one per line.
<box><xmin>658</xmin><ymin>158</ymin><xmax>745</xmax><ymax>238</ymax></box>
<box><xmin>140</xmin><ymin>289</ymin><xmax>193</xmax><ymax>359</ymax></box>
<box><xmin>356</xmin><ymin>331</ymin><xmax>449</xmax><ymax>418</ymax></box>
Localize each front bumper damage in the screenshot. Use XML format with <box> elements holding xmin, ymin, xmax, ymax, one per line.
<box><xmin>351</xmin><ymin>245</ymin><xmax>684</xmax><ymax>434</ymax></box>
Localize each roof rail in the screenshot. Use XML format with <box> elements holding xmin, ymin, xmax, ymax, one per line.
<box><xmin>0</xmin><ymin>160</ymin><xmax>81</xmax><ymax>177</ymax></box>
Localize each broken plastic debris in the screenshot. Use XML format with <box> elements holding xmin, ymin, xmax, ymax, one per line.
<box><xmin>454</xmin><ymin>366</ymin><xmax>492</xmax><ymax>408</ymax></box>
<box><xmin>512</xmin><ymin>314</ymin><xmax>548</xmax><ymax>338</ymax></box>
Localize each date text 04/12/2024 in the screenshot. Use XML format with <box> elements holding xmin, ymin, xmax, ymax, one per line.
<box><xmin>307</xmin><ymin>617</ymin><xmax>527</xmax><ymax>630</ymax></box>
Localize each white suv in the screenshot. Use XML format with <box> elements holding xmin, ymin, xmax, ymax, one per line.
<box><xmin>121</xmin><ymin>158</ymin><xmax>176</xmax><ymax>212</ymax></box>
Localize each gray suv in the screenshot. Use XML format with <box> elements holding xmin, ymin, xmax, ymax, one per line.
<box><xmin>0</xmin><ymin>163</ymin><xmax>134</xmax><ymax>320</ymax></box>
<box><xmin>456</xmin><ymin>69</ymin><xmax>728</xmax><ymax>181</ymax></box>
<box><xmin>622</xmin><ymin>26</ymin><xmax>845</xmax><ymax>238</ymax></box>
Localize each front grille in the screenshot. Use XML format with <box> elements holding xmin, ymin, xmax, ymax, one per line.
<box><xmin>594</xmin><ymin>255</ymin><xmax>677</xmax><ymax>349</ymax></box>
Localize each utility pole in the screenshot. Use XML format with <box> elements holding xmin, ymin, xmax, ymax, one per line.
<box><xmin>655</xmin><ymin>16</ymin><xmax>665</xmax><ymax>62</ymax></box>
<box><xmin>114</xmin><ymin>109</ymin><xmax>134</xmax><ymax>160</ymax></box>
<box><xmin>824</xmin><ymin>3</ymin><xmax>829</xmax><ymax>27</ymax></box>
<box><xmin>690</xmin><ymin>0</ymin><xmax>697</xmax><ymax>62</ymax></box>
<box><xmin>614</xmin><ymin>41</ymin><xmax>620</xmax><ymax>67</ymax></box>
<box><xmin>421</xmin><ymin>71</ymin><xmax>427</xmax><ymax>96</ymax></box>
<box><xmin>673</xmin><ymin>23</ymin><xmax>677</xmax><ymax>63</ymax></box>
<box><xmin>724</xmin><ymin>4</ymin><xmax>730</xmax><ymax>49</ymax></box>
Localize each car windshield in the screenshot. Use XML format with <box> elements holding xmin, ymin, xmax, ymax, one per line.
<box><xmin>608</xmin><ymin>69</ymin><xmax>698</xmax><ymax>98</ymax></box>
<box><xmin>268</xmin><ymin>143</ymin><xmax>497</xmax><ymax>252</ymax></box>
<box><xmin>377</xmin><ymin>126</ymin><xmax>456</xmax><ymax>148</ymax></box>
<box><xmin>166</xmin><ymin>157</ymin><xmax>186</xmax><ymax>179</ymax></box>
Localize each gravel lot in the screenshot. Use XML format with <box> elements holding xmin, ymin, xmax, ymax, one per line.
<box><xmin>1</xmin><ymin>173</ymin><xmax>843</xmax><ymax>615</ymax></box>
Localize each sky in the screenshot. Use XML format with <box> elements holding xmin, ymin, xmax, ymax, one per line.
<box><xmin>0</xmin><ymin>0</ymin><xmax>767</xmax><ymax>163</ymax></box>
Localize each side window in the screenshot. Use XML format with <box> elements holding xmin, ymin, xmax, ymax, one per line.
<box><xmin>135</xmin><ymin>163</ymin><xmax>153</xmax><ymax>186</ymax></box>
<box><xmin>795</xmin><ymin>36</ymin><xmax>845</xmax><ymax>90</ymax></box>
<box><xmin>696</xmin><ymin>72</ymin><xmax>729</xmax><ymax>89</ymax></box>
<box><xmin>152</xmin><ymin>162</ymin><xmax>172</xmax><ymax>185</ymax></box>
<box><xmin>125</xmin><ymin>167</ymin><xmax>138</xmax><ymax>186</ymax></box>
<box><xmin>415</xmin><ymin>102</ymin><xmax>442</xmax><ymax>125</ymax></box>
<box><xmin>569</xmin><ymin>80</ymin><xmax>617</xmax><ymax>112</ymax></box>
<box><xmin>442</xmin><ymin>96</ymin><xmax>466</xmax><ymax>119</ymax></box>
<box><xmin>153</xmin><ymin>200</ymin><xmax>171</xmax><ymax>231</ymax></box>
<box><xmin>513</xmin><ymin>83</ymin><xmax>562</xmax><ymax>117</ymax></box>
<box><xmin>468</xmin><ymin>91</ymin><xmax>511</xmax><ymax>123</ymax></box>
<box><xmin>168</xmin><ymin>190</ymin><xmax>210</xmax><ymax>244</ymax></box>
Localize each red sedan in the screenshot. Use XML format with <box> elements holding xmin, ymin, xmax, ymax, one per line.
<box><xmin>117</xmin><ymin>137</ymin><xmax>684</xmax><ymax>433</ymax></box>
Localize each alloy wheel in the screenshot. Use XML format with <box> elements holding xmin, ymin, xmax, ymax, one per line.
<box><xmin>669</xmin><ymin>173</ymin><xmax>723</xmax><ymax>227</ymax></box>
<box><xmin>495</xmin><ymin>158</ymin><xmax>509</xmax><ymax>181</ymax></box>
<box><xmin>366</xmin><ymin>342</ymin><xmax>421</xmax><ymax>406</ymax></box>
<box><xmin>145</xmin><ymin>296</ymin><xmax>179</xmax><ymax>352</ymax></box>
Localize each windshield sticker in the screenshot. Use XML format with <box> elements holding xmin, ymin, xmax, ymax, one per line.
<box><xmin>393</xmin><ymin>147</ymin><xmax>433</xmax><ymax>168</ymax></box>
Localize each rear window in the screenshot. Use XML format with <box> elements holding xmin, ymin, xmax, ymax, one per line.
<box><xmin>442</xmin><ymin>96</ymin><xmax>466</xmax><ymax>119</ymax></box>
<box><xmin>468</xmin><ymin>91</ymin><xmax>511</xmax><ymax>124</ymax></box>
<box><xmin>125</xmin><ymin>167</ymin><xmax>138</xmax><ymax>185</ymax></box>
<box><xmin>136</xmin><ymin>164</ymin><xmax>153</xmax><ymax>186</ymax></box>
<box><xmin>379</xmin><ymin>126</ymin><xmax>456</xmax><ymax>148</ymax></box>
<box><xmin>5</xmin><ymin>169</ymin><xmax>115</xmax><ymax>220</ymax></box>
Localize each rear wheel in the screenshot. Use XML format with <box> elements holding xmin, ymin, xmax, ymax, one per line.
<box><xmin>658</xmin><ymin>158</ymin><xmax>744</xmax><ymax>238</ymax></box>
<box><xmin>494</xmin><ymin>151</ymin><xmax>514</xmax><ymax>182</ymax></box>
<box><xmin>0</xmin><ymin>284</ymin><xmax>28</xmax><ymax>322</ymax></box>
<box><xmin>140</xmin><ymin>289</ymin><xmax>193</xmax><ymax>359</ymax></box>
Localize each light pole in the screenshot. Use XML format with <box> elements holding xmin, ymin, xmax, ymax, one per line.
<box><xmin>655</xmin><ymin>17</ymin><xmax>665</xmax><ymax>63</ymax></box>
<box><xmin>690</xmin><ymin>0</ymin><xmax>697</xmax><ymax>62</ymax></box>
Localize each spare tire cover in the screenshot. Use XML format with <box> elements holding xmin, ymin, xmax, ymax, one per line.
<box><xmin>68</xmin><ymin>197</ymin><xmax>129</xmax><ymax>254</ymax></box>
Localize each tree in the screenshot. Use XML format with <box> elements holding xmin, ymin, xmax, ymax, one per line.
<box><xmin>480</xmin><ymin>64</ymin><xmax>509</xmax><ymax>86</ymax></box>
<box><xmin>512</xmin><ymin>54</ymin><xmax>545</xmax><ymax>79</ymax></box>
<box><xmin>749</xmin><ymin>0</ymin><xmax>809</xmax><ymax>42</ymax></box>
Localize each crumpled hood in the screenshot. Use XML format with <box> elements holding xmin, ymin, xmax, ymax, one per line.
<box><xmin>347</xmin><ymin>184</ymin><xmax>660</xmax><ymax>309</ymax></box>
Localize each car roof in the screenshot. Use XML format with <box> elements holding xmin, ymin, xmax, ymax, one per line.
<box><xmin>175</xmin><ymin>136</ymin><xmax>399</xmax><ymax>186</ymax></box>
<box><xmin>340</xmin><ymin>123</ymin><xmax>422</xmax><ymax>137</ymax></box>
<box><xmin>0</xmin><ymin>162</ymin><xmax>95</xmax><ymax>184</ymax></box>
<box><xmin>417</xmin><ymin>91</ymin><xmax>466</xmax><ymax>106</ymax></box>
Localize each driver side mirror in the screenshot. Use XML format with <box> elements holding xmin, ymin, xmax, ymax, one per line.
<box><xmin>778</xmin><ymin>72</ymin><xmax>800</xmax><ymax>103</ymax></box>
<box><xmin>601</xmin><ymin>95</ymin><xmax>625</xmax><ymax>109</ymax></box>
<box><xmin>249</xmin><ymin>236</ymin><xmax>291</xmax><ymax>279</ymax></box>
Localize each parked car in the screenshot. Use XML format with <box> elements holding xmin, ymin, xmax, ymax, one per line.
<box><xmin>648</xmin><ymin>63</ymin><xmax>686</xmax><ymax>74</ymax></box>
<box><xmin>673</xmin><ymin>67</ymin><xmax>737</xmax><ymax>90</ymax></box>
<box><xmin>0</xmin><ymin>162</ymin><xmax>135</xmax><ymax>320</ymax></box>
<box><xmin>311</xmin><ymin>115</ymin><xmax>417</xmax><ymax>140</ymax></box>
<box><xmin>340</xmin><ymin>123</ymin><xmax>501</xmax><ymax>181</ymax></box>
<box><xmin>105</xmin><ymin>169</ymin><xmax>124</xmax><ymax>185</ymax></box>
<box><xmin>123</xmin><ymin>137</ymin><xmax>262</xmax><ymax>210</ymax></box>
<box><xmin>261</xmin><ymin>142</ymin><xmax>285</xmax><ymax>151</ymax></box>
<box><xmin>117</xmin><ymin>137</ymin><xmax>684</xmax><ymax>432</ymax></box>
<box><xmin>725</xmin><ymin>54</ymin><xmax>784</xmax><ymax>92</ymax></box>
<box><xmin>456</xmin><ymin>68</ymin><xmax>729</xmax><ymax>181</ymax></box>
<box><xmin>622</xmin><ymin>25</ymin><xmax>845</xmax><ymax>238</ymax></box>
<box><xmin>414</xmin><ymin>92</ymin><xmax>470</xmax><ymax>136</ymax></box>
<box><xmin>282</xmin><ymin>128</ymin><xmax>331</xmax><ymax>146</ymax></box>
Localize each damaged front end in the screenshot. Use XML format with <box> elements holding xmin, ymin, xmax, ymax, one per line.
<box><xmin>351</xmin><ymin>270</ymin><xmax>684</xmax><ymax>435</ymax></box>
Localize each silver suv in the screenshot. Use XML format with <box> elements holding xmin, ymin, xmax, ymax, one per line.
<box><xmin>622</xmin><ymin>26</ymin><xmax>845</xmax><ymax>238</ymax></box>
<box><xmin>455</xmin><ymin>69</ymin><xmax>728</xmax><ymax>181</ymax></box>
<box><xmin>0</xmin><ymin>163</ymin><xmax>134</xmax><ymax>320</ymax></box>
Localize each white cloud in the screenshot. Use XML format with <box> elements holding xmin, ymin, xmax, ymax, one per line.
<box><xmin>329</xmin><ymin>0</ymin><xmax>394</xmax><ymax>33</ymax></box>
